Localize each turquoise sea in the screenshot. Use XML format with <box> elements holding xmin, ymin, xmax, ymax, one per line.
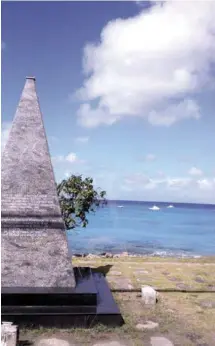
<box><xmin>67</xmin><ymin>201</ymin><xmax>215</xmax><ymax>257</ymax></box>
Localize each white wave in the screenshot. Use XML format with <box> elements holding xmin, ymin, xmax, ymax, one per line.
<box><xmin>167</xmin><ymin>205</ymin><xmax>174</xmax><ymax>208</ymax></box>
<box><xmin>151</xmin><ymin>251</ymin><xmax>196</xmax><ymax>258</ymax></box>
<box><xmin>149</xmin><ymin>205</ymin><xmax>160</xmax><ymax>211</ymax></box>
<box><xmin>117</xmin><ymin>205</ymin><xmax>124</xmax><ymax>208</ymax></box>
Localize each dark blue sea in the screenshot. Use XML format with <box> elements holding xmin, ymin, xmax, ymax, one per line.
<box><xmin>67</xmin><ymin>201</ymin><xmax>215</xmax><ymax>258</ymax></box>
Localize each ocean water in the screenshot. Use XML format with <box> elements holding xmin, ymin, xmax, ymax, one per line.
<box><xmin>67</xmin><ymin>201</ymin><xmax>215</xmax><ymax>258</ymax></box>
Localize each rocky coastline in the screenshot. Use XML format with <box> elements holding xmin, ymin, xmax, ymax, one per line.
<box><xmin>72</xmin><ymin>251</ymin><xmax>152</xmax><ymax>258</ymax></box>
<box><xmin>72</xmin><ymin>251</ymin><xmax>130</xmax><ymax>259</ymax></box>
<box><xmin>72</xmin><ymin>251</ymin><xmax>203</xmax><ymax>259</ymax></box>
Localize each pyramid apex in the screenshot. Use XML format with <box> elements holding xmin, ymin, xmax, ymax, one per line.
<box><xmin>26</xmin><ymin>76</ymin><xmax>36</xmax><ymax>81</ymax></box>
<box><xmin>1</xmin><ymin>77</ymin><xmax>62</xmax><ymax>219</ymax></box>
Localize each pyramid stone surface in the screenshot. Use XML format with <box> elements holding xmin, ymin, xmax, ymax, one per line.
<box><xmin>1</xmin><ymin>77</ymin><xmax>76</xmax><ymax>288</ymax></box>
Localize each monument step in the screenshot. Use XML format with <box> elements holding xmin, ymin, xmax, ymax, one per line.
<box><xmin>2</xmin><ymin>305</ymin><xmax>97</xmax><ymax>314</ymax></box>
<box><xmin>1</xmin><ymin>271</ymin><xmax>124</xmax><ymax>327</ymax></box>
<box><xmin>2</xmin><ymin>267</ymin><xmax>97</xmax><ymax>306</ymax></box>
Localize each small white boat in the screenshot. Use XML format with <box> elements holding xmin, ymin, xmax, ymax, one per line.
<box><xmin>149</xmin><ymin>205</ymin><xmax>160</xmax><ymax>211</ymax></box>
<box><xmin>167</xmin><ymin>205</ymin><xmax>174</xmax><ymax>208</ymax></box>
<box><xmin>117</xmin><ymin>205</ymin><xmax>124</xmax><ymax>208</ymax></box>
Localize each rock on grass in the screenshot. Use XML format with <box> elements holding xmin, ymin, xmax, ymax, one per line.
<box><xmin>150</xmin><ymin>336</ymin><xmax>174</xmax><ymax>346</ymax></box>
<box><xmin>136</xmin><ymin>321</ymin><xmax>159</xmax><ymax>330</ymax></box>
<box><xmin>35</xmin><ymin>338</ymin><xmax>71</xmax><ymax>346</ymax></box>
<box><xmin>199</xmin><ymin>300</ymin><xmax>215</xmax><ymax>308</ymax></box>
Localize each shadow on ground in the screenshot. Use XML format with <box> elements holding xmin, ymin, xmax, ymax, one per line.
<box><xmin>92</xmin><ymin>264</ymin><xmax>113</xmax><ymax>277</ymax></box>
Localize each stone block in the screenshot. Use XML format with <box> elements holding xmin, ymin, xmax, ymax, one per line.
<box><xmin>136</xmin><ymin>321</ymin><xmax>159</xmax><ymax>330</ymax></box>
<box><xmin>141</xmin><ymin>285</ymin><xmax>157</xmax><ymax>305</ymax></box>
<box><xmin>35</xmin><ymin>338</ymin><xmax>71</xmax><ymax>346</ymax></box>
<box><xmin>150</xmin><ymin>336</ymin><xmax>174</xmax><ymax>346</ymax></box>
<box><xmin>1</xmin><ymin>323</ymin><xmax>18</xmax><ymax>346</ymax></box>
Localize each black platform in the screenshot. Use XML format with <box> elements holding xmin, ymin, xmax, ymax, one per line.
<box><xmin>1</xmin><ymin>267</ymin><xmax>124</xmax><ymax>327</ymax></box>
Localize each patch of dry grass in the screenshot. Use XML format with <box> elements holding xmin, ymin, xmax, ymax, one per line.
<box><xmin>20</xmin><ymin>291</ymin><xmax>215</xmax><ymax>345</ymax></box>
<box><xmin>19</xmin><ymin>256</ymin><xmax>215</xmax><ymax>346</ymax></box>
<box><xmin>73</xmin><ymin>256</ymin><xmax>215</xmax><ymax>291</ymax></box>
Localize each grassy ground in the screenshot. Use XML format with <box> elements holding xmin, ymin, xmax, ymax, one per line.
<box><xmin>19</xmin><ymin>256</ymin><xmax>215</xmax><ymax>346</ymax></box>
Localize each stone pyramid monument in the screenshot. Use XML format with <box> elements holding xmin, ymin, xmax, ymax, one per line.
<box><xmin>1</xmin><ymin>77</ymin><xmax>75</xmax><ymax>289</ymax></box>
<box><xmin>1</xmin><ymin>77</ymin><xmax>123</xmax><ymax>328</ymax></box>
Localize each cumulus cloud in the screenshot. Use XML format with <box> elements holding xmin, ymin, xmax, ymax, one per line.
<box><xmin>148</xmin><ymin>99</ymin><xmax>200</xmax><ymax>126</ymax></box>
<box><xmin>64</xmin><ymin>171</ymin><xmax>71</xmax><ymax>178</ymax></box>
<box><xmin>1</xmin><ymin>122</ymin><xmax>12</xmax><ymax>150</ymax></box>
<box><xmin>165</xmin><ymin>176</ymin><xmax>215</xmax><ymax>203</ymax></box>
<box><xmin>197</xmin><ymin>178</ymin><xmax>213</xmax><ymax>190</ymax></box>
<box><xmin>121</xmin><ymin>172</ymin><xmax>215</xmax><ymax>203</ymax></box>
<box><xmin>77</xmin><ymin>104</ymin><xmax>117</xmax><ymax>128</ymax></box>
<box><xmin>166</xmin><ymin>177</ymin><xmax>191</xmax><ymax>189</ymax></box>
<box><xmin>188</xmin><ymin>166</ymin><xmax>203</xmax><ymax>177</ymax></box>
<box><xmin>76</xmin><ymin>1</ymin><xmax>215</xmax><ymax>127</ymax></box>
<box><xmin>52</xmin><ymin>152</ymin><xmax>84</xmax><ymax>164</ymax></box>
<box><xmin>66</xmin><ymin>152</ymin><xmax>78</xmax><ymax>163</ymax></box>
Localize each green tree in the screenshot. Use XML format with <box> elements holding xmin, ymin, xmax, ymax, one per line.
<box><xmin>57</xmin><ymin>174</ymin><xmax>107</xmax><ymax>230</ymax></box>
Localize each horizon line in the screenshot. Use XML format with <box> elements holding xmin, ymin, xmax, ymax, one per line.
<box><xmin>105</xmin><ymin>199</ymin><xmax>215</xmax><ymax>206</ymax></box>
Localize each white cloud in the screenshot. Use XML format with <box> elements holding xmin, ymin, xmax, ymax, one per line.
<box><xmin>75</xmin><ymin>136</ymin><xmax>89</xmax><ymax>143</ymax></box>
<box><xmin>121</xmin><ymin>173</ymin><xmax>215</xmax><ymax>203</ymax></box>
<box><xmin>76</xmin><ymin>1</ymin><xmax>215</xmax><ymax>127</ymax></box>
<box><xmin>65</xmin><ymin>152</ymin><xmax>78</xmax><ymax>163</ymax></box>
<box><xmin>197</xmin><ymin>178</ymin><xmax>213</xmax><ymax>190</ymax></box>
<box><xmin>77</xmin><ymin>104</ymin><xmax>117</xmax><ymax>128</ymax></box>
<box><xmin>52</xmin><ymin>152</ymin><xmax>83</xmax><ymax>164</ymax></box>
<box><xmin>148</xmin><ymin>99</ymin><xmax>200</xmax><ymax>126</ymax></box>
<box><xmin>1</xmin><ymin>122</ymin><xmax>12</xmax><ymax>150</ymax></box>
<box><xmin>166</xmin><ymin>177</ymin><xmax>191</xmax><ymax>189</ymax></box>
<box><xmin>64</xmin><ymin>171</ymin><xmax>70</xmax><ymax>178</ymax></box>
<box><xmin>188</xmin><ymin>166</ymin><xmax>203</xmax><ymax>177</ymax></box>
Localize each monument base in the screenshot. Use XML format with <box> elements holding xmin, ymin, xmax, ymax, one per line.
<box><xmin>1</xmin><ymin>267</ymin><xmax>124</xmax><ymax>327</ymax></box>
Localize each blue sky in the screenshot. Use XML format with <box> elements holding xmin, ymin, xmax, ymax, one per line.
<box><xmin>2</xmin><ymin>1</ymin><xmax>215</xmax><ymax>204</ymax></box>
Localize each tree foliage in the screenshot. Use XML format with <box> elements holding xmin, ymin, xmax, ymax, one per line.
<box><xmin>57</xmin><ymin>174</ymin><xmax>107</xmax><ymax>230</ymax></box>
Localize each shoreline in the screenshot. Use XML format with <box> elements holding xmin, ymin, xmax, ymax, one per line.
<box><xmin>72</xmin><ymin>251</ymin><xmax>215</xmax><ymax>261</ymax></box>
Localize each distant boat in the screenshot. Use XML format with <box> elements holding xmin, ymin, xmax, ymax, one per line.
<box><xmin>167</xmin><ymin>205</ymin><xmax>174</xmax><ymax>208</ymax></box>
<box><xmin>149</xmin><ymin>205</ymin><xmax>160</xmax><ymax>211</ymax></box>
<box><xmin>117</xmin><ymin>205</ymin><xmax>124</xmax><ymax>208</ymax></box>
